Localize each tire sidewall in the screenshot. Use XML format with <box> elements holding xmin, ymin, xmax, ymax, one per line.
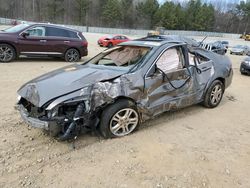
<box><xmin>0</xmin><ymin>44</ymin><xmax>16</xmax><ymax>63</ymax></box>
<box><xmin>100</xmin><ymin>100</ymin><xmax>140</xmax><ymax>138</ymax></box>
<box><xmin>204</xmin><ymin>80</ymin><xmax>225</xmax><ymax>108</ymax></box>
<box><xmin>65</xmin><ymin>48</ymin><xmax>80</xmax><ymax>62</ymax></box>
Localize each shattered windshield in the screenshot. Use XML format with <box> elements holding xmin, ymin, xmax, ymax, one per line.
<box><xmin>89</xmin><ymin>46</ymin><xmax>151</xmax><ymax>67</ymax></box>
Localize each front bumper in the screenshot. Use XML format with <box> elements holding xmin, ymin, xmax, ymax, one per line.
<box><xmin>16</xmin><ymin>104</ymin><xmax>49</xmax><ymax>130</ymax></box>
<box><xmin>240</xmin><ymin>63</ymin><xmax>250</xmax><ymax>75</ymax></box>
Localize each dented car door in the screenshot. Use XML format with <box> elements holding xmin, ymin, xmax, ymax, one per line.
<box><xmin>144</xmin><ymin>45</ymin><xmax>198</xmax><ymax>116</ymax></box>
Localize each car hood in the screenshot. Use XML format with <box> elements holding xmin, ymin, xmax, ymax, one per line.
<box><xmin>17</xmin><ymin>63</ymin><xmax>127</xmax><ymax>107</ymax></box>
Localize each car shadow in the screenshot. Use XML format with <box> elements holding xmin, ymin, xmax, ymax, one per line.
<box><xmin>73</xmin><ymin>104</ymin><xmax>207</xmax><ymax>149</ymax></box>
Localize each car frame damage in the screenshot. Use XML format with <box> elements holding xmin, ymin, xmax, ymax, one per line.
<box><xmin>16</xmin><ymin>37</ymin><xmax>233</xmax><ymax>140</ymax></box>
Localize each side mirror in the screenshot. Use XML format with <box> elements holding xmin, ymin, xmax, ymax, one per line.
<box><xmin>21</xmin><ymin>32</ymin><xmax>29</xmax><ymax>38</ymax></box>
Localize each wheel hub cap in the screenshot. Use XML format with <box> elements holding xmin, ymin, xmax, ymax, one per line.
<box><xmin>110</xmin><ymin>108</ymin><xmax>139</xmax><ymax>137</ymax></box>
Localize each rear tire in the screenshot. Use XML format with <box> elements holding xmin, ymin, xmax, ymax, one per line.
<box><xmin>100</xmin><ymin>99</ymin><xmax>140</xmax><ymax>139</ymax></box>
<box><xmin>0</xmin><ymin>44</ymin><xmax>16</xmax><ymax>63</ymax></box>
<box><xmin>203</xmin><ymin>80</ymin><xmax>225</xmax><ymax>108</ymax></box>
<box><xmin>64</xmin><ymin>48</ymin><xmax>80</xmax><ymax>62</ymax></box>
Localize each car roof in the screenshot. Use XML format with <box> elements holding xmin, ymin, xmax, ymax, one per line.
<box><xmin>119</xmin><ymin>35</ymin><xmax>193</xmax><ymax>48</ymax></box>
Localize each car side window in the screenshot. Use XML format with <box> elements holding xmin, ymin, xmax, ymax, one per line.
<box><xmin>26</xmin><ymin>26</ymin><xmax>45</xmax><ymax>37</ymax></box>
<box><xmin>189</xmin><ymin>52</ymin><xmax>210</xmax><ymax>65</ymax></box>
<box><xmin>156</xmin><ymin>47</ymin><xmax>184</xmax><ymax>73</ymax></box>
<box><xmin>114</xmin><ymin>36</ymin><xmax>121</xmax><ymax>40</ymax></box>
<box><xmin>46</xmin><ymin>27</ymin><xmax>70</xmax><ymax>38</ymax></box>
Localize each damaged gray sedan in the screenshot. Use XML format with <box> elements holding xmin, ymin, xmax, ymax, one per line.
<box><xmin>16</xmin><ymin>37</ymin><xmax>233</xmax><ymax>140</ymax></box>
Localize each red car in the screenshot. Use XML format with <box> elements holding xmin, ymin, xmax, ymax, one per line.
<box><xmin>98</xmin><ymin>35</ymin><xmax>130</xmax><ymax>48</ymax></box>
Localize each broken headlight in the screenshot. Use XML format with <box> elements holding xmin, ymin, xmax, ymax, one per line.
<box><xmin>47</xmin><ymin>107</ymin><xmax>58</xmax><ymax>118</ymax></box>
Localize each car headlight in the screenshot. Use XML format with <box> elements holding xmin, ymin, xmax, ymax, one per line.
<box><xmin>47</xmin><ymin>107</ymin><xmax>58</xmax><ymax>118</ymax></box>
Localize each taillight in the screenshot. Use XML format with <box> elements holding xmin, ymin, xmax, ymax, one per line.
<box><xmin>82</xmin><ymin>41</ymin><xmax>88</xmax><ymax>47</ymax></box>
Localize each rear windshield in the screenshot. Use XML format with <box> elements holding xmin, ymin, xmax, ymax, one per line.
<box><xmin>46</xmin><ymin>27</ymin><xmax>79</xmax><ymax>38</ymax></box>
<box><xmin>88</xmin><ymin>46</ymin><xmax>151</xmax><ymax>68</ymax></box>
<box><xmin>4</xmin><ymin>24</ymin><xmax>30</xmax><ymax>33</ymax></box>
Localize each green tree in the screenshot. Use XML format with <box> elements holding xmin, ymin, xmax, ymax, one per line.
<box><xmin>74</xmin><ymin>0</ymin><xmax>90</xmax><ymax>25</ymax></box>
<box><xmin>154</xmin><ymin>2</ymin><xmax>178</xmax><ymax>30</ymax></box>
<box><xmin>47</xmin><ymin>0</ymin><xmax>65</xmax><ymax>23</ymax></box>
<box><xmin>102</xmin><ymin>0</ymin><xmax>122</xmax><ymax>27</ymax></box>
<box><xmin>136</xmin><ymin>0</ymin><xmax>159</xmax><ymax>29</ymax></box>
<box><xmin>120</xmin><ymin>0</ymin><xmax>134</xmax><ymax>28</ymax></box>
<box><xmin>236</xmin><ymin>1</ymin><xmax>250</xmax><ymax>33</ymax></box>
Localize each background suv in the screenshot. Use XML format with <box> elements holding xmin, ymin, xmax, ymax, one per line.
<box><xmin>0</xmin><ymin>24</ymin><xmax>88</xmax><ymax>62</ymax></box>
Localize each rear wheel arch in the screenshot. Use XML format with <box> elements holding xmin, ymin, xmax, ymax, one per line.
<box><xmin>203</xmin><ymin>78</ymin><xmax>225</xmax><ymax>108</ymax></box>
<box><xmin>65</xmin><ymin>47</ymin><xmax>80</xmax><ymax>56</ymax></box>
<box><xmin>216</xmin><ymin>77</ymin><xmax>225</xmax><ymax>88</ymax></box>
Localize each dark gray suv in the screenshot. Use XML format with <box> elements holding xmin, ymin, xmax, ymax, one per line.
<box><xmin>16</xmin><ymin>36</ymin><xmax>233</xmax><ymax>140</ymax></box>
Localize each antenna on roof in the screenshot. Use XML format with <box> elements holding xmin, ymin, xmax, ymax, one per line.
<box><xmin>198</xmin><ymin>36</ymin><xmax>208</xmax><ymax>47</ymax></box>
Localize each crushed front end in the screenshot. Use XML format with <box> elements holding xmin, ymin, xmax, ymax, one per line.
<box><xmin>16</xmin><ymin>90</ymin><xmax>99</xmax><ymax>141</ymax></box>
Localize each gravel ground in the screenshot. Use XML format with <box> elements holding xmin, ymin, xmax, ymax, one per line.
<box><xmin>0</xmin><ymin>25</ymin><xmax>250</xmax><ymax>188</ymax></box>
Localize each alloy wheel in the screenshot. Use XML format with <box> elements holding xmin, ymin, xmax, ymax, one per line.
<box><xmin>110</xmin><ymin>108</ymin><xmax>139</xmax><ymax>137</ymax></box>
<box><xmin>0</xmin><ymin>46</ymin><xmax>14</xmax><ymax>62</ymax></box>
<box><xmin>67</xmin><ymin>49</ymin><xmax>79</xmax><ymax>62</ymax></box>
<box><xmin>210</xmin><ymin>84</ymin><xmax>223</xmax><ymax>105</ymax></box>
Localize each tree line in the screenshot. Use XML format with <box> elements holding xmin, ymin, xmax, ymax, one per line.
<box><xmin>0</xmin><ymin>0</ymin><xmax>249</xmax><ymax>34</ymax></box>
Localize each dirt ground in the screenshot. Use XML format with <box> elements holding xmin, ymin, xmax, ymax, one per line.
<box><xmin>0</xmin><ymin>25</ymin><xmax>250</xmax><ymax>188</ymax></box>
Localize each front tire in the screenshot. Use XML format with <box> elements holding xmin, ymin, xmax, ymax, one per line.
<box><xmin>64</xmin><ymin>48</ymin><xmax>80</xmax><ymax>62</ymax></box>
<box><xmin>203</xmin><ymin>80</ymin><xmax>225</xmax><ymax>108</ymax></box>
<box><xmin>0</xmin><ymin>44</ymin><xmax>16</xmax><ymax>63</ymax></box>
<box><xmin>100</xmin><ymin>99</ymin><xmax>140</xmax><ymax>138</ymax></box>
<box><xmin>107</xmin><ymin>43</ymin><xmax>113</xmax><ymax>48</ymax></box>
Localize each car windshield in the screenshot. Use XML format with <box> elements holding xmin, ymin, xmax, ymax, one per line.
<box><xmin>88</xmin><ymin>46</ymin><xmax>151</xmax><ymax>68</ymax></box>
<box><xmin>4</xmin><ymin>24</ymin><xmax>30</xmax><ymax>33</ymax></box>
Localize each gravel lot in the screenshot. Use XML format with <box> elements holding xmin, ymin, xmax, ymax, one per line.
<box><xmin>0</xmin><ymin>25</ymin><xmax>250</xmax><ymax>188</ymax></box>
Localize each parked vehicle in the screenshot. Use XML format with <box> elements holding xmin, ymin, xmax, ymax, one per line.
<box><xmin>16</xmin><ymin>36</ymin><xmax>233</xmax><ymax>140</ymax></box>
<box><xmin>142</xmin><ymin>35</ymin><xmax>227</xmax><ymax>55</ymax></box>
<box><xmin>0</xmin><ymin>23</ymin><xmax>88</xmax><ymax>62</ymax></box>
<box><xmin>201</xmin><ymin>41</ymin><xmax>227</xmax><ymax>55</ymax></box>
<box><xmin>97</xmin><ymin>35</ymin><xmax>130</xmax><ymax>48</ymax></box>
<box><xmin>230</xmin><ymin>45</ymin><xmax>249</xmax><ymax>55</ymax></box>
<box><xmin>240</xmin><ymin>56</ymin><xmax>250</xmax><ymax>75</ymax></box>
<box><xmin>240</xmin><ymin>33</ymin><xmax>250</xmax><ymax>41</ymax></box>
<box><xmin>221</xmin><ymin>41</ymin><xmax>229</xmax><ymax>49</ymax></box>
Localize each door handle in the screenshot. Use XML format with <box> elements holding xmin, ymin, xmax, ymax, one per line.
<box><xmin>64</xmin><ymin>41</ymin><xmax>70</xmax><ymax>43</ymax></box>
<box><xmin>40</xmin><ymin>40</ymin><xmax>47</xmax><ymax>42</ymax></box>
